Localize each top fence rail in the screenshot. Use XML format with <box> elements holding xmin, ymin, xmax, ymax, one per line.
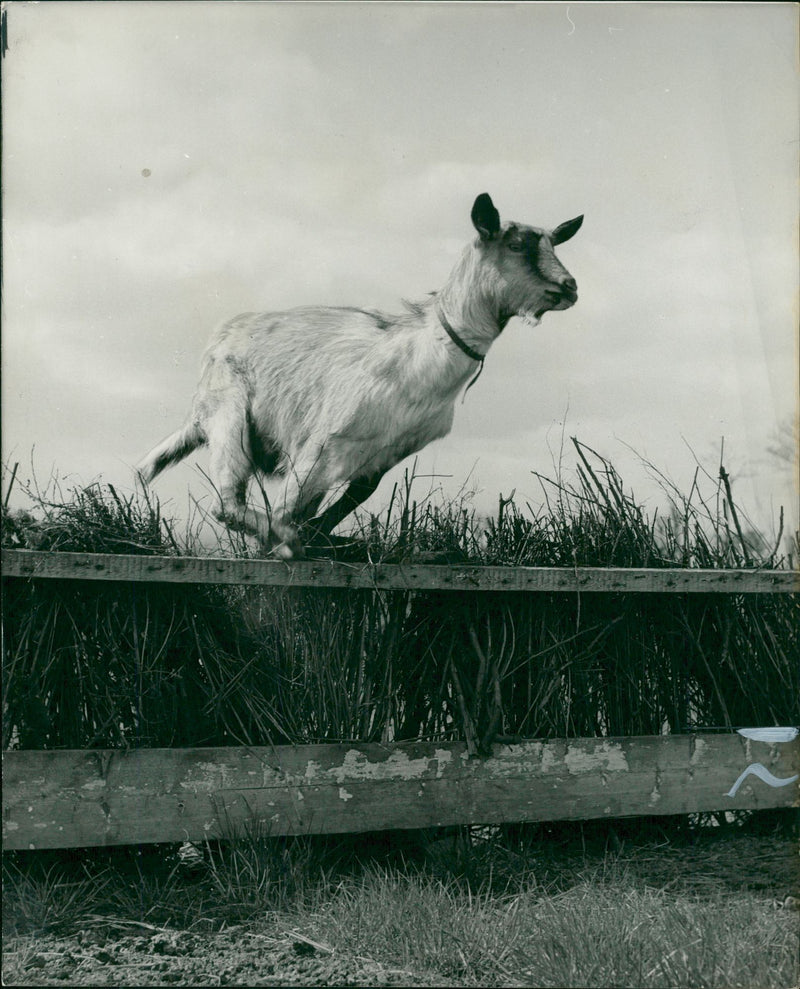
<box><xmin>2</xmin><ymin>550</ymin><xmax>797</xmax><ymax>594</ymax></box>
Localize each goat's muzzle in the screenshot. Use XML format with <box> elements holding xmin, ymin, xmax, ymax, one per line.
<box><xmin>552</xmin><ymin>275</ymin><xmax>578</xmax><ymax>301</ymax></box>
<box><xmin>541</xmin><ymin>281</ymin><xmax>578</xmax><ymax>313</ymax></box>
<box><xmin>560</xmin><ymin>275</ymin><xmax>578</xmax><ymax>299</ymax></box>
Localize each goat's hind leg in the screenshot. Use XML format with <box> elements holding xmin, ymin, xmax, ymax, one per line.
<box><xmin>205</xmin><ymin>406</ymin><xmax>275</xmax><ymax>551</ymax></box>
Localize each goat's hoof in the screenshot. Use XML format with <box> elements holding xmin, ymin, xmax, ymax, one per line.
<box><xmin>272</xmin><ymin>540</ymin><xmax>305</xmax><ymax>561</ymax></box>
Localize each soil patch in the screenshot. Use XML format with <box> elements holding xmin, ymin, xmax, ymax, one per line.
<box><xmin>3</xmin><ymin>925</ymin><xmax>451</xmax><ymax>987</ymax></box>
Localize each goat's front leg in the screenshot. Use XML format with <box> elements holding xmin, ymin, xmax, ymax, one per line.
<box><xmin>304</xmin><ymin>471</ymin><xmax>384</xmax><ymax>538</ymax></box>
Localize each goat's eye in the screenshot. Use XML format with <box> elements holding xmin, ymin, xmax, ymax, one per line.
<box><xmin>507</xmin><ymin>240</ymin><xmax>525</xmax><ymax>253</ymax></box>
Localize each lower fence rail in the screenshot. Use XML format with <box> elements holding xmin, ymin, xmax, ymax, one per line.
<box><xmin>3</xmin><ymin>733</ymin><xmax>798</xmax><ymax>850</ymax></box>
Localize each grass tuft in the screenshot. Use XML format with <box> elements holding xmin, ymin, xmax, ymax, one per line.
<box><xmin>2</xmin><ymin>858</ymin><xmax>114</xmax><ymax>936</ymax></box>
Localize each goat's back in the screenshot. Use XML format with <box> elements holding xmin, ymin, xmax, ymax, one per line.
<box><xmin>194</xmin><ymin>301</ymin><xmax>456</xmax><ymax>462</ymax></box>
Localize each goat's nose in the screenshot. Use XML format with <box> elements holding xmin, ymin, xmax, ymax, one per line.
<box><xmin>560</xmin><ymin>276</ymin><xmax>577</xmax><ymax>293</ymax></box>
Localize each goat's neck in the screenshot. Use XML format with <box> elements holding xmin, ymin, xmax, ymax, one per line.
<box><xmin>435</xmin><ymin>246</ymin><xmax>508</xmax><ymax>356</ymax></box>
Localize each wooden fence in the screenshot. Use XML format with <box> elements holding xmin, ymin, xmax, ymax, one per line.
<box><xmin>4</xmin><ymin>549</ymin><xmax>798</xmax><ymax>593</ymax></box>
<box><xmin>3</xmin><ymin>549</ymin><xmax>798</xmax><ymax>850</ymax></box>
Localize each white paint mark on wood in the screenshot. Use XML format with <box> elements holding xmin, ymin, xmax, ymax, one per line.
<box><xmin>539</xmin><ymin>745</ymin><xmax>557</xmax><ymax>772</ymax></box>
<box><xmin>326</xmin><ymin>748</ymin><xmax>453</xmax><ymax>784</ymax></box>
<box><xmin>433</xmin><ymin>749</ymin><xmax>454</xmax><ymax>777</ymax></box>
<box><xmin>737</xmin><ymin>727</ymin><xmax>798</xmax><ymax>743</ymax></box>
<box><xmin>82</xmin><ymin>779</ymin><xmax>107</xmax><ymax>791</ymax></box>
<box><xmin>304</xmin><ymin>760</ymin><xmax>322</xmax><ymax>781</ymax></box>
<box><xmin>725</xmin><ymin>762</ymin><xmax>800</xmax><ymax>798</ymax></box>
<box><xmin>564</xmin><ymin>741</ymin><xmax>629</xmax><ymax>774</ymax></box>
<box><xmin>690</xmin><ymin>737</ymin><xmax>708</xmax><ymax>765</ymax></box>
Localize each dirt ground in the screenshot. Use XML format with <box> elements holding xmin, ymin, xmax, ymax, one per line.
<box><xmin>2</xmin><ymin>925</ymin><xmax>452</xmax><ymax>987</ymax></box>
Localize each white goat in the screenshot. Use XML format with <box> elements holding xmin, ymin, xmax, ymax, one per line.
<box><xmin>138</xmin><ymin>193</ymin><xmax>582</xmax><ymax>557</ymax></box>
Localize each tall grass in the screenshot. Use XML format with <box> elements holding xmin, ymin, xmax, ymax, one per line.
<box><xmin>2</xmin><ymin>440</ymin><xmax>798</xmax><ymax>751</ymax></box>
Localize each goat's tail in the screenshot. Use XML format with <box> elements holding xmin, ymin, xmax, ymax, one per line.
<box><xmin>137</xmin><ymin>421</ymin><xmax>204</xmax><ymax>484</ymax></box>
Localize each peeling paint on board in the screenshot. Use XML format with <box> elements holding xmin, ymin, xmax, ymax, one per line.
<box><xmin>564</xmin><ymin>741</ymin><xmax>629</xmax><ymax>775</ymax></box>
<box><xmin>301</xmin><ymin>748</ymin><xmax>454</xmax><ymax>785</ymax></box>
<box><xmin>81</xmin><ymin>779</ymin><xmax>107</xmax><ymax>791</ymax></box>
<box><xmin>689</xmin><ymin>737</ymin><xmax>708</xmax><ymax>766</ymax></box>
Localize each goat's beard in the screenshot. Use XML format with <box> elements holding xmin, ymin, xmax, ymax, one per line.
<box><xmin>518</xmin><ymin>309</ymin><xmax>542</xmax><ymax>328</ymax></box>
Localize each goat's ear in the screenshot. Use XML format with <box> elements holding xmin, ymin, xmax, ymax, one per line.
<box><xmin>471</xmin><ymin>193</ymin><xmax>501</xmax><ymax>241</ymax></box>
<box><xmin>551</xmin><ymin>215</ymin><xmax>584</xmax><ymax>245</ymax></box>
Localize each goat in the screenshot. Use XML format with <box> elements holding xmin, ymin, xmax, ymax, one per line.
<box><xmin>137</xmin><ymin>193</ymin><xmax>583</xmax><ymax>558</ymax></box>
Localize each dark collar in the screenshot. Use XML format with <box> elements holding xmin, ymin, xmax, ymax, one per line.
<box><xmin>436</xmin><ymin>305</ymin><xmax>486</xmax><ymax>363</ymax></box>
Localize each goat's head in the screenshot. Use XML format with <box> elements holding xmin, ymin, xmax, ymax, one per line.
<box><xmin>471</xmin><ymin>193</ymin><xmax>583</xmax><ymax>327</ymax></box>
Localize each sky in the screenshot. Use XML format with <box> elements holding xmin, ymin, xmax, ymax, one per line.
<box><xmin>2</xmin><ymin>1</ymin><xmax>798</xmax><ymax>548</ymax></box>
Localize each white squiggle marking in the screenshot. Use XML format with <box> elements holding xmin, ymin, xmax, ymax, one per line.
<box><xmin>565</xmin><ymin>6</ymin><xmax>575</xmax><ymax>35</ymax></box>
<box><xmin>737</xmin><ymin>727</ymin><xmax>798</xmax><ymax>743</ymax></box>
<box><xmin>725</xmin><ymin>762</ymin><xmax>799</xmax><ymax>798</ymax></box>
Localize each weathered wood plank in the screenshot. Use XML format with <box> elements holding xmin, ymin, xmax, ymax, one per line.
<box><xmin>2</xmin><ymin>550</ymin><xmax>797</xmax><ymax>594</ymax></box>
<box><xmin>4</xmin><ymin>734</ymin><xmax>797</xmax><ymax>849</ymax></box>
